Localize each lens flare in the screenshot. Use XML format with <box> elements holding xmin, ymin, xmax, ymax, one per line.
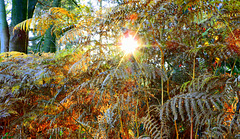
<box><xmin>120</xmin><ymin>35</ymin><xmax>139</xmax><ymax>54</ymax></box>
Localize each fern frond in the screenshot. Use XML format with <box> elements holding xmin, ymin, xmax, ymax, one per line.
<box><xmin>13</xmin><ymin>18</ymin><xmax>33</xmax><ymax>33</ymax></box>
<box><xmin>49</xmin><ymin>7</ymin><xmax>75</xmax><ymax>22</ymax></box>
<box><xmin>161</xmin><ymin>92</ymin><xmax>231</xmax><ymax>122</ymax></box>
<box><xmin>143</xmin><ymin>105</ymin><xmax>170</xmax><ymax>138</ymax></box>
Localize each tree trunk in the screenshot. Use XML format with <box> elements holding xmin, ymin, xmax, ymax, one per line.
<box><xmin>9</xmin><ymin>0</ymin><xmax>28</xmax><ymax>53</ymax></box>
<box><xmin>0</xmin><ymin>0</ymin><xmax>9</xmax><ymax>53</ymax></box>
<box><xmin>43</xmin><ymin>25</ymin><xmax>56</xmax><ymax>52</ymax></box>
<box><xmin>28</xmin><ymin>0</ymin><xmax>38</xmax><ymax>18</ymax></box>
<box><xmin>43</xmin><ymin>0</ymin><xmax>61</xmax><ymax>53</ymax></box>
<box><xmin>27</xmin><ymin>0</ymin><xmax>38</xmax><ymax>53</ymax></box>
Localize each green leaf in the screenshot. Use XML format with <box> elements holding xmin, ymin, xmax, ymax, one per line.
<box><xmin>201</xmin><ymin>28</ymin><xmax>211</xmax><ymax>36</ymax></box>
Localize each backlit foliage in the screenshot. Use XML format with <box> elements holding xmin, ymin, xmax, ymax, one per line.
<box><xmin>1</xmin><ymin>0</ymin><xmax>240</xmax><ymax>138</ymax></box>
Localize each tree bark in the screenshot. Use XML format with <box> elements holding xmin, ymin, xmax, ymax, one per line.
<box><xmin>28</xmin><ymin>0</ymin><xmax>38</xmax><ymax>18</ymax></box>
<box><xmin>9</xmin><ymin>0</ymin><xmax>28</xmax><ymax>53</ymax></box>
<box><xmin>9</xmin><ymin>0</ymin><xmax>37</xmax><ymax>53</ymax></box>
<box><xmin>43</xmin><ymin>25</ymin><xmax>56</xmax><ymax>52</ymax></box>
<box><xmin>43</xmin><ymin>0</ymin><xmax>61</xmax><ymax>53</ymax></box>
<box><xmin>0</xmin><ymin>0</ymin><xmax>9</xmax><ymax>53</ymax></box>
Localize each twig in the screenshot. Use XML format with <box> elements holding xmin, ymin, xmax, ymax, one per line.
<box><xmin>69</xmin><ymin>0</ymin><xmax>81</xmax><ymax>10</ymax></box>
<box><xmin>37</xmin><ymin>0</ymin><xmax>51</xmax><ymax>8</ymax></box>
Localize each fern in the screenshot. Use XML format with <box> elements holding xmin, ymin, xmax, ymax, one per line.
<box><xmin>1</xmin><ymin>0</ymin><xmax>240</xmax><ymax>138</ymax></box>
<box><xmin>143</xmin><ymin>105</ymin><xmax>170</xmax><ymax>139</ymax></box>
<box><xmin>143</xmin><ymin>74</ymin><xmax>239</xmax><ymax>138</ymax></box>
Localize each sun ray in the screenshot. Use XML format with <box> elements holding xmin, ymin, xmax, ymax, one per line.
<box><xmin>102</xmin><ymin>14</ymin><xmax>148</xmax><ymax>93</ymax></box>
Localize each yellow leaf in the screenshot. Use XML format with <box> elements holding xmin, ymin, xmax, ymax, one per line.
<box><xmin>12</xmin><ymin>85</ymin><xmax>20</xmax><ymax>93</ymax></box>
<box><xmin>128</xmin><ymin>129</ymin><xmax>135</xmax><ymax>137</ymax></box>
<box><xmin>204</xmin><ymin>41</ymin><xmax>209</xmax><ymax>46</ymax></box>
<box><xmin>215</xmin><ymin>57</ymin><xmax>220</xmax><ymax>63</ymax></box>
<box><xmin>236</xmin><ymin>41</ymin><xmax>240</xmax><ymax>47</ymax></box>
<box><xmin>0</xmin><ymin>51</ymin><xmax>26</xmax><ymax>59</ymax></box>
<box><xmin>8</xmin><ymin>110</ymin><xmax>18</xmax><ymax>115</ymax></box>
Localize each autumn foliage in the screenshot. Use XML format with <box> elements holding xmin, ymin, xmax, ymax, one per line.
<box><xmin>1</xmin><ymin>0</ymin><xmax>240</xmax><ymax>138</ymax></box>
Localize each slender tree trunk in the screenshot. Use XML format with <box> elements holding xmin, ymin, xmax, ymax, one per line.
<box><xmin>27</xmin><ymin>0</ymin><xmax>38</xmax><ymax>53</ymax></box>
<box><xmin>0</xmin><ymin>0</ymin><xmax>9</xmax><ymax>53</ymax></box>
<box><xmin>9</xmin><ymin>0</ymin><xmax>37</xmax><ymax>53</ymax></box>
<box><xmin>43</xmin><ymin>25</ymin><xmax>56</xmax><ymax>52</ymax></box>
<box><xmin>9</xmin><ymin>0</ymin><xmax>28</xmax><ymax>53</ymax></box>
<box><xmin>43</xmin><ymin>0</ymin><xmax>61</xmax><ymax>53</ymax></box>
<box><xmin>28</xmin><ymin>0</ymin><xmax>38</xmax><ymax>19</ymax></box>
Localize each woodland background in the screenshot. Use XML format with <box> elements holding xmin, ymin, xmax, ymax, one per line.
<box><xmin>0</xmin><ymin>0</ymin><xmax>240</xmax><ymax>138</ymax></box>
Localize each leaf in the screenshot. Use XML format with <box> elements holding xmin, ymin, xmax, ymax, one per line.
<box><xmin>202</xmin><ymin>28</ymin><xmax>211</xmax><ymax>36</ymax></box>
<box><xmin>184</xmin><ymin>98</ymin><xmax>191</xmax><ymax>121</ymax></box>
<box><xmin>12</xmin><ymin>85</ymin><xmax>20</xmax><ymax>93</ymax></box>
<box><xmin>179</xmin><ymin>97</ymin><xmax>184</xmax><ymax>121</ymax></box>
<box><xmin>171</xmin><ymin>98</ymin><xmax>178</xmax><ymax>121</ymax></box>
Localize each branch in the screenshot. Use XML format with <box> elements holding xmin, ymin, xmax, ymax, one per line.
<box><xmin>37</xmin><ymin>0</ymin><xmax>51</xmax><ymax>8</ymax></box>
<box><xmin>59</xmin><ymin>24</ymin><xmax>76</xmax><ymax>35</ymax></box>
<box><xmin>69</xmin><ymin>0</ymin><xmax>81</xmax><ymax>10</ymax></box>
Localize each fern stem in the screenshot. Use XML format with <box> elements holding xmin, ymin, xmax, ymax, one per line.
<box><xmin>150</xmin><ymin>22</ymin><xmax>165</xmax><ymax>105</ymax></box>
<box><xmin>190</xmin><ymin>107</ymin><xmax>193</xmax><ymax>139</ymax></box>
<box><xmin>117</xmin><ymin>98</ymin><xmax>124</xmax><ymax>136</ymax></box>
<box><xmin>167</xmin><ymin>79</ymin><xmax>179</xmax><ymax>139</ymax></box>
<box><xmin>191</xmin><ymin>54</ymin><xmax>196</xmax><ymax>139</ymax></box>
<box><xmin>195</xmin><ymin>126</ymin><xmax>199</xmax><ymax>139</ymax></box>
<box><xmin>193</xmin><ymin>55</ymin><xmax>196</xmax><ymax>80</ymax></box>
<box><xmin>167</xmin><ymin>79</ymin><xmax>170</xmax><ymax>99</ymax></box>
<box><xmin>174</xmin><ymin>121</ymin><xmax>179</xmax><ymax>139</ymax></box>
<box><xmin>150</xmin><ymin>21</ymin><xmax>177</xmax><ymax>138</ymax></box>
<box><xmin>136</xmin><ymin>98</ymin><xmax>139</xmax><ymax>138</ymax></box>
<box><xmin>230</xmin><ymin>59</ymin><xmax>236</xmax><ymax>77</ymax></box>
<box><xmin>147</xmin><ymin>96</ymin><xmax>150</xmax><ymax>117</ymax></box>
<box><xmin>161</xmin><ymin>77</ymin><xmax>164</xmax><ymax>105</ymax></box>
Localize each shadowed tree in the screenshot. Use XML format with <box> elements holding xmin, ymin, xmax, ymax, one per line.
<box><xmin>9</xmin><ymin>0</ymin><xmax>28</xmax><ymax>53</ymax></box>
<box><xmin>0</xmin><ymin>0</ymin><xmax>9</xmax><ymax>53</ymax></box>
<box><xmin>9</xmin><ymin>0</ymin><xmax>37</xmax><ymax>53</ymax></box>
<box><xmin>28</xmin><ymin>0</ymin><xmax>38</xmax><ymax>19</ymax></box>
<box><xmin>43</xmin><ymin>0</ymin><xmax>61</xmax><ymax>53</ymax></box>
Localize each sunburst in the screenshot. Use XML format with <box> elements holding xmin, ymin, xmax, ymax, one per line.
<box><xmin>120</xmin><ymin>35</ymin><xmax>139</xmax><ymax>54</ymax></box>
